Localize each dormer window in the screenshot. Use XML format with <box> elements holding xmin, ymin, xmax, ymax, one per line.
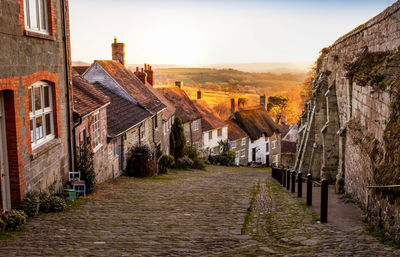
<box><xmin>24</xmin><ymin>0</ymin><xmax>49</xmax><ymax>34</ymax></box>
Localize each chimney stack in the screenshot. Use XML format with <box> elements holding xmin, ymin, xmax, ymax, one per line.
<box><xmin>134</xmin><ymin>67</ymin><xmax>148</xmax><ymax>85</ymax></box>
<box><xmin>260</xmin><ymin>94</ymin><xmax>266</xmax><ymax>107</ymax></box>
<box><xmin>112</xmin><ymin>37</ymin><xmax>125</xmax><ymax>66</ymax></box>
<box><xmin>238</xmin><ymin>98</ymin><xmax>246</xmax><ymax>110</ymax></box>
<box><xmin>197</xmin><ymin>90</ymin><xmax>202</xmax><ymax>99</ymax></box>
<box><xmin>231</xmin><ymin>99</ymin><xmax>235</xmax><ymax>113</ymax></box>
<box><xmin>175</xmin><ymin>81</ymin><xmax>183</xmax><ymax>88</ymax></box>
<box><xmin>144</xmin><ymin>63</ymin><xmax>155</xmax><ymax>86</ymax></box>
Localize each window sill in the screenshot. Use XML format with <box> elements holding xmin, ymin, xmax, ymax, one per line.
<box><xmin>25</xmin><ymin>30</ymin><xmax>55</xmax><ymax>41</ymax></box>
<box><xmin>93</xmin><ymin>144</ymin><xmax>102</xmax><ymax>153</ymax></box>
<box><xmin>31</xmin><ymin>138</ymin><xmax>61</xmax><ymax>160</ymax></box>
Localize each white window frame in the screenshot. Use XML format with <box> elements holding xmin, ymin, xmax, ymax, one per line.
<box><xmin>24</xmin><ymin>0</ymin><xmax>49</xmax><ymax>34</ymax></box>
<box><xmin>92</xmin><ymin>112</ymin><xmax>101</xmax><ymax>150</ymax></box>
<box><xmin>217</xmin><ymin>128</ymin><xmax>222</xmax><ymax>137</ymax></box>
<box><xmin>29</xmin><ymin>81</ymin><xmax>54</xmax><ymax>149</ymax></box>
<box><xmin>193</xmin><ymin>120</ymin><xmax>199</xmax><ymax>131</ymax></box>
<box><xmin>240</xmin><ymin>149</ymin><xmax>246</xmax><ymax>158</ymax></box>
<box><xmin>113</xmin><ymin>140</ymin><xmax>118</xmax><ymax>158</ymax></box>
<box><xmin>231</xmin><ymin>141</ymin><xmax>236</xmax><ymax>149</ymax></box>
<box><xmin>208</xmin><ymin>131</ymin><xmax>212</xmax><ymax>140</ymax></box>
<box><xmin>241</xmin><ymin>138</ymin><xmax>246</xmax><ymax>146</ymax></box>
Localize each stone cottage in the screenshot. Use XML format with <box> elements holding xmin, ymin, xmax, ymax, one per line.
<box><xmin>158</xmin><ymin>86</ymin><xmax>203</xmax><ymax>150</ymax></box>
<box><xmin>0</xmin><ymin>0</ymin><xmax>73</xmax><ymax>209</ymax></box>
<box><xmin>294</xmin><ymin>0</ymin><xmax>400</xmax><ymax>242</ymax></box>
<box><xmin>72</xmin><ymin>70</ymin><xmax>113</xmax><ymax>183</ymax></box>
<box><xmin>226</xmin><ymin>120</ymin><xmax>249</xmax><ymax>166</ymax></box>
<box><xmin>229</xmin><ymin>98</ymin><xmax>281</xmax><ymax>166</ymax></box>
<box><xmin>192</xmin><ymin>91</ymin><xmax>228</xmax><ymax>158</ymax></box>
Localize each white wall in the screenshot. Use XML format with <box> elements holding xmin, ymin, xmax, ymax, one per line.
<box><xmin>248</xmin><ymin>135</ymin><xmax>269</xmax><ymax>164</ymax></box>
<box><xmin>202</xmin><ymin>126</ymin><xmax>228</xmax><ymax>155</ymax></box>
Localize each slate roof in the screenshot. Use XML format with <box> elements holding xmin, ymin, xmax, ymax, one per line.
<box><xmin>157</xmin><ymin>86</ymin><xmax>202</xmax><ymax>124</ymax></box>
<box><xmin>230</xmin><ymin>105</ymin><xmax>280</xmax><ymax>140</ymax></box>
<box><xmin>93</xmin><ymin>83</ymin><xmax>152</xmax><ymax>137</ymax></box>
<box><xmin>192</xmin><ymin>99</ymin><xmax>227</xmax><ymax>132</ymax></box>
<box><xmin>94</xmin><ymin>60</ymin><xmax>166</xmax><ymax>114</ymax></box>
<box><xmin>73</xmin><ymin>66</ymin><xmax>90</xmax><ymax>75</ymax></box>
<box><xmin>72</xmin><ymin>70</ymin><xmax>110</xmax><ymax>118</ymax></box>
<box><xmin>226</xmin><ymin>120</ymin><xmax>248</xmax><ymax>141</ymax></box>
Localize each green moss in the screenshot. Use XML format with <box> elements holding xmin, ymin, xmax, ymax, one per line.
<box><xmin>0</xmin><ymin>226</ymin><xmax>26</xmax><ymax>241</ymax></box>
<box><xmin>241</xmin><ymin>181</ymin><xmax>260</xmax><ymax>235</ymax></box>
<box><xmin>366</xmin><ymin>225</ymin><xmax>400</xmax><ymax>249</ymax></box>
<box><xmin>344</xmin><ymin>50</ymin><xmax>391</xmax><ymax>89</ymax></box>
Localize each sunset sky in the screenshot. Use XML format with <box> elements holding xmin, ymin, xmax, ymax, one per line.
<box><xmin>69</xmin><ymin>0</ymin><xmax>395</xmax><ymax>65</ymax></box>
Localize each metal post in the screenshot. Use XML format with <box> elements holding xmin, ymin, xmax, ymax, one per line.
<box><xmin>297</xmin><ymin>172</ymin><xmax>303</xmax><ymax>198</ymax></box>
<box><xmin>286</xmin><ymin>170</ymin><xmax>290</xmax><ymax>190</ymax></box>
<box><xmin>307</xmin><ymin>173</ymin><xmax>312</xmax><ymax>206</ymax></box>
<box><xmin>321</xmin><ymin>179</ymin><xmax>328</xmax><ymax>223</ymax></box>
<box><xmin>291</xmin><ymin>171</ymin><xmax>295</xmax><ymax>193</ymax></box>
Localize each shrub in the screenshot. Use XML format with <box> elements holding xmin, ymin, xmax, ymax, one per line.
<box><xmin>170</xmin><ymin>117</ymin><xmax>186</xmax><ymax>159</ymax></box>
<box><xmin>49</xmin><ymin>195</ymin><xmax>67</xmax><ymax>212</ymax></box>
<box><xmin>159</xmin><ymin>154</ymin><xmax>175</xmax><ymax>174</ymax></box>
<box><xmin>126</xmin><ymin>145</ymin><xmax>157</xmax><ymax>177</ymax></box>
<box><xmin>176</xmin><ymin>156</ymin><xmax>194</xmax><ymax>168</ymax></box>
<box><xmin>210</xmin><ymin>151</ymin><xmax>236</xmax><ymax>166</ymax></box>
<box><xmin>21</xmin><ymin>193</ymin><xmax>39</xmax><ymax>217</ymax></box>
<box><xmin>76</xmin><ymin>143</ymin><xmax>96</xmax><ymax>194</ymax></box>
<box><xmin>186</xmin><ymin>146</ymin><xmax>206</xmax><ymax>170</ymax></box>
<box><xmin>39</xmin><ymin>192</ymin><xmax>51</xmax><ymax>213</ymax></box>
<box><xmin>2</xmin><ymin>210</ymin><xmax>26</xmax><ymax>231</ymax></box>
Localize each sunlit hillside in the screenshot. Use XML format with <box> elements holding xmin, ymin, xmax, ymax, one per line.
<box><xmin>153</xmin><ymin>68</ymin><xmax>307</xmax><ymax>124</ymax></box>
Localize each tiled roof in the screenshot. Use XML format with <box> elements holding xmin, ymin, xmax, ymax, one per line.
<box><xmin>192</xmin><ymin>99</ymin><xmax>226</xmax><ymax>132</ymax></box>
<box><xmin>157</xmin><ymin>86</ymin><xmax>202</xmax><ymax>124</ymax></box>
<box><xmin>72</xmin><ymin>66</ymin><xmax>90</xmax><ymax>75</ymax></box>
<box><xmin>230</xmin><ymin>105</ymin><xmax>280</xmax><ymax>140</ymax></box>
<box><xmin>146</xmin><ymin>86</ymin><xmax>176</xmax><ymax>121</ymax></box>
<box><xmin>94</xmin><ymin>60</ymin><xmax>166</xmax><ymax>114</ymax></box>
<box><xmin>72</xmin><ymin>70</ymin><xmax>110</xmax><ymax>117</ymax></box>
<box><xmin>226</xmin><ymin>120</ymin><xmax>248</xmax><ymax>141</ymax></box>
<box><xmin>93</xmin><ymin>83</ymin><xmax>152</xmax><ymax>137</ymax></box>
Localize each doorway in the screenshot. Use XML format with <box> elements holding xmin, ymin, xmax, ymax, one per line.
<box><xmin>265</xmin><ymin>154</ymin><xmax>270</xmax><ymax>167</ymax></box>
<box><xmin>0</xmin><ymin>92</ymin><xmax>11</xmax><ymax>210</ymax></box>
<box><xmin>252</xmin><ymin>148</ymin><xmax>256</xmax><ymax>162</ymax></box>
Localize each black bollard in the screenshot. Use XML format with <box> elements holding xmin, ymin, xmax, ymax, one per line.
<box><xmin>297</xmin><ymin>172</ymin><xmax>303</xmax><ymax>198</ymax></box>
<box><xmin>282</xmin><ymin>169</ymin><xmax>286</xmax><ymax>187</ymax></box>
<box><xmin>321</xmin><ymin>179</ymin><xmax>328</xmax><ymax>223</ymax></box>
<box><xmin>291</xmin><ymin>171</ymin><xmax>295</xmax><ymax>193</ymax></box>
<box><xmin>307</xmin><ymin>173</ymin><xmax>312</xmax><ymax>206</ymax></box>
<box><xmin>286</xmin><ymin>170</ymin><xmax>290</xmax><ymax>190</ymax></box>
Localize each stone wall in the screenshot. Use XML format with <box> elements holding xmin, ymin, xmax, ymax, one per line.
<box><xmin>0</xmin><ymin>0</ymin><xmax>71</xmax><ymax>207</ymax></box>
<box><xmin>295</xmin><ymin>1</ymin><xmax>400</xmax><ymax>242</ymax></box>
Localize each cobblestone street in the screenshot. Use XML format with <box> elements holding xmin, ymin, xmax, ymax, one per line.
<box><xmin>0</xmin><ymin>166</ymin><xmax>398</xmax><ymax>256</ymax></box>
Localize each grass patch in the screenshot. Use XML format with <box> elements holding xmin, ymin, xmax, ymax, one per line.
<box><xmin>66</xmin><ymin>197</ymin><xmax>90</xmax><ymax>211</ymax></box>
<box><xmin>241</xmin><ymin>180</ymin><xmax>260</xmax><ymax>235</ymax></box>
<box><xmin>366</xmin><ymin>225</ymin><xmax>400</xmax><ymax>249</ymax></box>
<box><xmin>147</xmin><ymin>174</ymin><xmax>176</xmax><ymax>181</ymax></box>
<box><xmin>0</xmin><ymin>226</ymin><xmax>27</xmax><ymax>241</ymax></box>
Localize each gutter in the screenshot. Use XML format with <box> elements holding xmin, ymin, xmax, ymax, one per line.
<box><xmin>61</xmin><ymin>0</ymin><xmax>74</xmax><ymax>171</ymax></box>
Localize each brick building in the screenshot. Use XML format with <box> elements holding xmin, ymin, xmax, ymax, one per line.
<box><xmin>0</xmin><ymin>0</ymin><xmax>73</xmax><ymax>209</ymax></box>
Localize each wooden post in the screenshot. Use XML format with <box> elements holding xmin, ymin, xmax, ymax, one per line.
<box><xmin>282</xmin><ymin>169</ymin><xmax>286</xmax><ymax>187</ymax></box>
<box><xmin>291</xmin><ymin>171</ymin><xmax>295</xmax><ymax>193</ymax></box>
<box><xmin>307</xmin><ymin>173</ymin><xmax>312</xmax><ymax>206</ymax></box>
<box><xmin>321</xmin><ymin>179</ymin><xmax>328</xmax><ymax>223</ymax></box>
<box><xmin>297</xmin><ymin>172</ymin><xmax>303</xmax><ymax>198</ymax></box>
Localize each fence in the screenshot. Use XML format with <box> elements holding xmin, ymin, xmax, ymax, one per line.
<box><xmin>271</xmin><ymin>167</ymin><xmax>329</xmax><ymax>223</ymax></box>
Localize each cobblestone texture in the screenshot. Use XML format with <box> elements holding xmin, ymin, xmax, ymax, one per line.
<box><xmin>0</xmin><ymin>166</ymin><xmax>398</xmax><ymax>256</ymax></box>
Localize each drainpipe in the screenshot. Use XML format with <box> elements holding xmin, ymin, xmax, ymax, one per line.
<box><xmin>189</xmin><ymin>121</ymin><xmax>193</xmax><ymax>145</ymax></box>
<box><xmin>139</xmin><ymin>123</ymin><xmax>142</xmax><ymax>145</ymax></box>
<box><xmin>72</xmin><ymin>116</ymin><xmax>82</xmax><ymax>169</ymax></box>
<box><xmin>61</xmin><ymin>0</ymin><xmax>74</xmax><ymax>171</ymax></box>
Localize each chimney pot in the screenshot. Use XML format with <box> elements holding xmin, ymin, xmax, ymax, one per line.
<box><xmin>136</xmin><ymin>67</ymin><xmax>139</xmax><ymax>72</ymax></box>
<box><xmin>114</xmin><ymin>37</ymin><xmax>117</xmax><ymax>44</ymax></box>
<box><xmin>175</xmin><ymin>81</ymin><xmax>182</xmax><ymax>88</ymax></box>
<box><xmin>260</xmin><ymin>94</ymin><xmax>266</xmax><ymax>107</ymax></box>
<box><xmin>141</xmin><ymin>68</ymin><xmax>144</xmax><ymax>72</ymax></box>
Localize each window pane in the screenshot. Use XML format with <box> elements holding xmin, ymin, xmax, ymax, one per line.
<box><xmin>36</xmin><ymin>116</ymin><xmax>43</xmax><ymax>140</ymax></box>
<box><xmin>29</xmin><ymin>88</ymin><xmax>33</xmax><ymax>113</ymax></box>
<box><xmin>28</xmin><ymin>0</ymin><xmax>38</xmax><ymax>29</ymax></box>
<box><xmin>30</xmin><ymin>119</ymin><xmax>34</xmax><ymax>143</ymax></box>
<box><xmin>45</xmin><ymin>113</ymin><xmax>51</xmax><ymax>136</ymax></box>
<box><xmin>39</xmin><ymin>0</ymin><xmax>47</xmax><ymax>31</ymax></box>
<box><xmin>34</xmin><ymin>86</ymin><xmax>41</xmax><ymax>111</ymax></box>
<box><xmin>44</xmin><ymin>86</ymin><xmax>50</xmax><ymax>108</ymax></box>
